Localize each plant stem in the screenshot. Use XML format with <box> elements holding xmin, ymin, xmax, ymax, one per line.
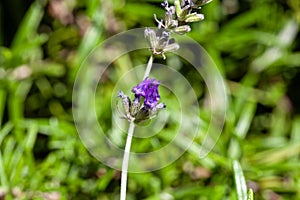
<box><xmin>120</xmin><ymin>121</ymin><xmax>135</xmax><ymax>200</ymax></box>
<box><xmin>120</xmin><ymin>55</ymin><xmax>153</xmax><ymax>199</ymax></box>
<box><xmin>143</xmin><ymin>55</ymin><xmax>154</xmax><ymax>80</ymax></box>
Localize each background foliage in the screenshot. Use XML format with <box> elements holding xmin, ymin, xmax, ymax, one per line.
<box><xmin>0</xmin><ymin>0</ymin><xmax>300</xmax><ymax>199</ymax></box>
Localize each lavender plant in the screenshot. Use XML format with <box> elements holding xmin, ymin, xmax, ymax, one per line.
<box><xmin>117</xmin><ymin>0</ymin><xmax>212</xmax><ymax>199</ymax></box>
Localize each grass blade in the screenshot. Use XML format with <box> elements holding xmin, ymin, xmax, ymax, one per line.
<box><xmin>247</xmin><ymin>189</ymin><xmax>254</xmax><ymax>200</ymax></box>
<box><xmin>0</xmin><ymin>151</ymin><xmax>9</xmax><ymax>188</ymax></box>
<box><xmin>11</xmin><ymin>1</ymin><xmax>44</xmax><ymax>49</ymax></box>
<box><xmin>233</xmin><ymin>160</ymin><xmax>247</xmax><ymax>200</ymax></box>
<box><xmin>0</xmin><ymin>89</ymin><xmax>6</xmax><ymax>128</ymax></box>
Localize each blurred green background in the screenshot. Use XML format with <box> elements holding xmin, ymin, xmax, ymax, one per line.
<box><xmin>0</xmin><ymin>0</ymin><xmax>300</xmax><ymax>199</ymax></box>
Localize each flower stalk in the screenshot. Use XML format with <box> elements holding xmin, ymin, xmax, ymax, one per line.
<box><xmin>118</xmin><ymin>1</ymin><xmax>211</xmax><ymax>199</ymax></box>
<box><xmin>143</xmin><ymin>55</ymin><xmax>153</xmax><ymax>80</ymax></box>
<box><xmin>120</xmin><ymin>121</ymin><xmax>135</xmax><ymax>200</ymax></box>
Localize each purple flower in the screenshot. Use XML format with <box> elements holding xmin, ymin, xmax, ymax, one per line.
<box><xmin>117</xmin><ymin>78</ymin><xmax>165</xmax><ymax>123</ymax></box>
<box><xmin>132</xmin><ymin>78</ymin><xmax>161</xmax><ymax>108</ymax></box>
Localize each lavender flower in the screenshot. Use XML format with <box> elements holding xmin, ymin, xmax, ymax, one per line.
<box><xmin>119</xmin><ymin>1</ymin><xmax>213</xmax><ymax>199</ymax></box>
<box><xmin>132</xmin><ymin>78</ymin><xmax>160</xmax><ymax>108</ymax></box>
<box><xmin>144</xmin><ymin>28</ymin><xmax>179</xmax><ymax>59</ymax></box>
<box><xmin>117</xmin><ymin>78</ymin><xmax>165</xmax><ymax>123</ymax></box>
<box><xmin>145</xmin><ymin>0</ymin><xmax>207</xmax><ymax>59</ymax></box>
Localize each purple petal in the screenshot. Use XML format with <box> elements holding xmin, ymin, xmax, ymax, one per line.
<box><xmin>131</xmin><ymin>78</ymin><xmax>161</xmax><ymax>109</ymax></box>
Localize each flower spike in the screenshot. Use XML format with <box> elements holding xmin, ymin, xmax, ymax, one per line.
<box><xmin>117</xmin><ymin>78</ymin><xmax>165</xmax><ymax>123</ymax></box>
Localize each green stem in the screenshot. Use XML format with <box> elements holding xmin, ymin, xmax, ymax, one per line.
<box><xmin>120</xmin><ymin>121</ymin><xmax>135</xmax><ymax>200</ymax></box>
<box><xmin>143</xmin><ymin>55</ymin><xmax>154</xmax><ymax>80</ymax></box>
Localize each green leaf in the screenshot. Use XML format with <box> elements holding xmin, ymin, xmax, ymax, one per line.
<box><xmin>233</xmin><ymin>160</ymin><xmax>247</xmax><ymax>200</ymax></box>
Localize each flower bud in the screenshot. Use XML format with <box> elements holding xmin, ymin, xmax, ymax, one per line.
<box><xmin>149</xmin><ymin>103</ymin><xmax>166</xmax><ymax>117</ymax></box>
<box><xmin>130</xmin><ymin>97</ymin><xmax>140</xmax><ymax>117</ymax></box>
<box><xmin>163</xmin><ymin>42</ymin><xmax>180</xmax><ymax>53</ymax></box>
<box><xmin>145</xmin><ymin>28</ymin><xmax>158</xmax><ymax>51</ymax></box>
<box><xmin>117</xmin><ymin>91</ymin><xmax>132</xmax><ymax>120</ymax></box>
<box><xmin>173</xmin><ymin>25</ymin><xmax>191</xmax><ymax>34</ymax></box>
<box><xmin>184</xmin><ymin>13</ymin><xmax>204</xmax><ymax>22</ymax></box>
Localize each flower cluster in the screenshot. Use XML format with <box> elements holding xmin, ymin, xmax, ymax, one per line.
<box><xmin>145</xmin><ymin>0</ymin><xmax>209</xmax><ymax>59</ymax></box>
<box><xmin>117</xmin><ymin>78</ymin><xmax>165</xmax><ymax>123</ymax></box>
<box><xmin>117</xmin><ymin>0</ymin><xmax>211</xmax><ymax>123</ymax></box>
<box><xmin>144</xmin><ymin>28</ymin><xmax>179</xmax><ymax>59</ymax></box>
